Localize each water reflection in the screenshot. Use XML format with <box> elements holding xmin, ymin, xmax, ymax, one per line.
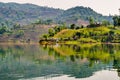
<box><xmin>41</xmin><ymin>44</ymin><xmax>120</xmax><ymax>78</ymax></box>
<box><xmin>0</xmin><ymin>44</ymin><xmax>120</xmax><ymax>80</ymax></box>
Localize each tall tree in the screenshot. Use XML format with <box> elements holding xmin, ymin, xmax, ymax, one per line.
<box><xmin>89</xmin><ymin>17</ymin><xmax>94</xmax><ymax>25</ymax></box>
<box><xmin>113</xmin><ymin>16</ymin><xmax>119</xmax><ymax>26</ymax></box>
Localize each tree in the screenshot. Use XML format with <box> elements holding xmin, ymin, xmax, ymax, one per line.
<box><xmin>46</xmin><ymin>19</ymin><xmax>53</xmax><ymax>25</ymax></box>
<box><xmin>75</xmin><ymin>32</ymin><xmax>81</xmax><ymax>38</ymax></box>
<box><xmin>60</xmin><ymin>23</ymin><xmax>67</xmax><ymax>30</ymax></box>
<box><xmin>13</xmin><ymin>23</ymin><xmax>21</xmax><ymax>30</ymax></box>
<box><xmin>102</xmin><ymin>20</ymin><xmax>110</xmax><ymax>26</ymax></box>
<box><xmin>89</xmin><ymin>17</ymin><xmax>94</xmax><ymax>25</ymax></box>
<box><xmin>42</xmin><ymin>34</ymin><xmax>48</xmax><ymax>40</ymax></box>
<box><xmin>54</xmin><ymin>26</ymin><xmax>60</xmax><ymax>33</ymax></box>
<box><xmin>35</xmin><ymin>19</ymin><xmax>42</xmax><ymax>24</ymax></box>
<box><xmin>109</xmin><ymin>30</ymin><xmax>114</xmax><ymax>36</ymax></box>
<box><xmin>76</xmin><ymin>26</ymin><xmax>80</xmax><ymax>29</ymax></box>
<box><xmin>113</xmin><ymin>16</ymin><xmax>119</xmax><ymax>26</ymax></box>
<box><xmin>15</xmin><ymin>30</ymin><xmax>24</xmax><ymax>38</ymax></box>
<box><xmin>70</xmin><ymin>24</ymin><xmax>76</xmax><ymax>29</ymax></box>
<box><xmin>0</xmin><ymin>26</ymin><xmax>7</xmax><ymax>34</ymax></box>
<box><xmin>48</xmin><ymin>28</ymin><xmax>55</xmax><ymax>37</ymax></box>
<box><xmin>118</xmin><ymin>18</ymin><xmax>120</xmax><ymax>26</ymax></box>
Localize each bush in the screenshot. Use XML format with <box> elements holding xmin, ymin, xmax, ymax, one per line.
<box><xmin>15</xmin><ymin>30</ymin><xmax>24</xmax><ymax>38</ymax></box>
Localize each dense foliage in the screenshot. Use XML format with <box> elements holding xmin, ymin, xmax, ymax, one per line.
<box><xmin>0</xmin><ymin>2</ymin><xmax>63</xmax><ymax>25</ymax></box>
<box><xmin>56</xmin><ymin>6</ymin><xmax>112</xmax><ymax>23</ymax></box>
<box><xmin>42</xmin><ymin>22</ymin><xmax>120</xmax><ymax>43</ymax></box>
<box><xmin>113</xmin><ymin>15</ymin><xmax>120</xmax><ymax>26</ymax></box>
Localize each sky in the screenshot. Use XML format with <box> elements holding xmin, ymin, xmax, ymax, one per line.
<box><xmin>0</xmin><ymin>0</ymin><xmax>120</xmax><ymax>16</ymax></box>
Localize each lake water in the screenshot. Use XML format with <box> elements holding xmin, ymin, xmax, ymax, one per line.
<box><xmin>0</xmin><ymin>43</ymin><xmax>120</xmax><ymax>80</ymax></box>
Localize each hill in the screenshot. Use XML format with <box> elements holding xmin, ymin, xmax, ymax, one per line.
<box><xmin>0</xmin><ymin>3</ymin><xmax>115</xmax><ymax>43</ymax></box>
<box><xmin>0</xmin><ymin>24</ymin><xmax>56</xmax><ymax>42</ymax></box>
<box><xmin>56</xmin><ymin>6</ymin><xmax>112</xmax><ymax>25</ymax></box>
<box><xmin>0</xmin><ymin>3</ymin><xmax>112</xmax><ymax>26</ymax></box>
<box><xmin>41</xmin><ymin>26</ymin><xmax>120</xmax><ymax>43</ymax></box>
<box><xmin>0</xmin><ymin>2</ymin><xmax>63</xmax><ymax>26</ymax></box>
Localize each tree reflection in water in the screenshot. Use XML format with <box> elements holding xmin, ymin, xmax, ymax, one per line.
<box><xmin>0</xmin><ymin>44</ymin><xmax>120</xmax><ymax>79</ymax></box>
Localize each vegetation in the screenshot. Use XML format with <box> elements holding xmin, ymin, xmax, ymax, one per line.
<box><xmin>43</xmin><ymin>43</ymin><xmax>120</xmax><ymax>73</ymax></box>
<box><xmin>1</xmin><ymin>44</ymin><xmax>120</xmax><ymax>79</ymax></box>
<box><xmin>40</xmin><ymin>15</ymin><xmax>120</xmax><ymax>44</ymax></box>
<box><xmin>0</xmin><ymin>3</ymin><xmax>120</xmax><ymax>44</ymax></box>
<box><xmin>57</xmin><ymin>6</ymin><xmax>112</xmax><ymax>24</ymax></box>
<box><xmin>1</xmin><ymin>2</ymin><xmax>120</xmax><ymax>80</ymax></box>
<box><xmin>0</xmin><ymin>22</ymin><xmax>51</xmax><ymax>42</ymax></box>
<box><xmin>52</xmin><ymin>26</ymin><xmax>112</xmax><ymax>43</ymax></box>
<box><xmin>0</xmin><ymin>3</ymin><xmax>112</xmax><ymax>26</ymax></box>
<box><xmin>113</xmin><ymin>15</ymin><xmax>120</xmax><ymax>26</ymax></box>
<box><xmin>78</xmin><ymin>38</ymin><xmax>97</xmax><ymax>43</ymax></box>
<box><xmin>0</xmin><ymin>2</ymin><xmax>63</xmax><ymax>25</ymax></box>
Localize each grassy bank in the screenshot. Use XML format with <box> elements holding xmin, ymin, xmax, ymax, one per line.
<box><xmin>40</xmin><ymin>25</ymin><xmax>120</xmax><ymax>44</ymax></box>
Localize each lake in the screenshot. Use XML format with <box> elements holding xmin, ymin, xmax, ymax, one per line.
<box><xmin>0</xmin><ymin>43</ymin><xmax>120</xmax><ymax>80</ymax></box>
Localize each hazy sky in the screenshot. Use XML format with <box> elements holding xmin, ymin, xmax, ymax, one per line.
<box><xmin>0</xmin><ymin>0</ymin><xmax>120</xmax><ymax>15</ymax></box>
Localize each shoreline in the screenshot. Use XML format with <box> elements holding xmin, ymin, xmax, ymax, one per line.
<box><xmin>39</xmin><ymin>40</ymin><xmax>120</xmax><ymax>45</ymax></box>
<box><xmin>0</xmin><ymin>41</ymin><xmax>120</xmax><ymax>45</ymax></box>
<box><xmin>0</xmin><ymin>42</ymin><xmax>40</xmax><ymax>45</ymax></box>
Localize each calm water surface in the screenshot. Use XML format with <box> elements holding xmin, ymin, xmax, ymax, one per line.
<box><xmin>0</xmin><ymin>43</ymin><xmax>120</xmax><ymax>80</ymax></box>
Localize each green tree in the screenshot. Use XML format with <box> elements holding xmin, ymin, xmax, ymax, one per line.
<box><xmin>70</xmin><ymin>24</ymin><xmax>76</xmax><ymax>29</ymax></box>
<box><xmin>76</xmin><ymin>26</ymin><xmax>80</xmax><ymax>29</ymax></box>
<box><xmin>13</xmin><ymin>23</ymin><xmax>21</xmax><ymax>30</ymax></box>
<box><xmin>42</xmin><ymin>34</ymin><xmax>48</xmax><ymax>40</ymax></box>
<box><xmin>38</xmin><ymin>19</ymin><xmax>42</xmax><ymax>24</ymax></box>
<box><xmin>15</xmin><ymin>30</ymin><xmax>24</xmax><ymax>38</ymax></box>
<box><xmin>89</xmin><ymin>17</ymin><xmax>94</xmax><ymax>25</ymax></box>
<box><xmin>0</xmin><ymin>26</ymin><xmax>7</xmax><ymax>34</ymax></box>
<box><xmin>113</xmin><ymin>16</ymin><xmax>119</xmax><ymax>26</ymax></box>
<box><xmin>102</xmin><ymin>20</ymin><xmax>110</xmax><ymax>26</ymax></box>
<box><xmin>45</xmin><ymin>19</ymin><xmax>53</xmax><ymax>25</ymax></box>
<box><xmin>54</xmin><ymin>26</ymin><xmax>60</xmax><ymax>33</ymax></box>
<box><xmin>48</xmin><ymin>28</ymin><xmax>55</xmax><ymax>37</ymax></box>
<box><xmin>60</xmin><ymin>23</ymin><xmax>67</xmax><ymax>30</ymax></box>
<box><xmin>118</xmin><ymin>18</ymin><xmax>120</xmax><ymax>26</ymax></box>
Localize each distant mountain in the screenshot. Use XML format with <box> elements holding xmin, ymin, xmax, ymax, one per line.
<box><xmin>56</xmin><ymin>6</ymin><xmax>113</xmax><ymax>25</ymax></box>
<box><xmin>0</xmin><ymin>3</ymin><xmax>112</xmax><ymax>26</ymax></box>
<box><xmin>0</xmin><ymin>2</ymin><xmax>63</xmax><ymax>25</ymax></box>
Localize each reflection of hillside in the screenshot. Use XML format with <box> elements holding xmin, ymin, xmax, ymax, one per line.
<box><xmin>0</xmin><ymin>44</ymin><xmax>120</xmax><ymax>79</ymax></box>
<box><xmin>0</xmin><ymin>44</ymin><xmax>55</xmax><ymax>61</ymax></box>
<box><xmin>47</xmin><ymin>44</ymin><xmax>112</xmax><ymax>62</ymax></box>
<box><xmin>44</xmin><ymin>44</ymin><xmax>120</xmax><ymax>78</ymax></box>
<box><xmin>0</xmin><ymin>44</ymin><xmax>57</xmax><ymax>80</ymax></box>
<box><xmin>113</xmin><ymin>58</ymin><xmax>120</xmax><ymax>77</ymax></box>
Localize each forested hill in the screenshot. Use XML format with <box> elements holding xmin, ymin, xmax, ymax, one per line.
<box><xmin>56</xmin><ymin>6</ymin><xmax>112</xmax><ymax>24</ymax></box>
<box><xmin>0</xmin><ymin>2</ymin><xmax>112</xmax><ymax>26</ymax></box>
<box><xmin>0</xmin><ymin>2</ymin><xmax>63</xmax><ymax>25</ymax></box>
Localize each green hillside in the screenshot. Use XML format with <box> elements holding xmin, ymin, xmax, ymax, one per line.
<box><xmin>56</xmin><ymin>6</ymin><xmax>113</xmax><ymax>24</ymax></box>
<box><xmin>0</xmin><ymin>3</ymin><xmax>112</xmax><ymax>26</ymax></box>
<box><xmin>54</xmin><ymin>27</ymin><xmax>110</xmax><ymax>38</ymax></box>
<box><xmin>0</xmin><ymin>2</ymin><xmax>117</xmax><ymax>43</ymax></box>
<box><xmin>0</xmin><ymin>2</ymin><xmax>63</xmax><ymax>26</ymax></box>
<box><xmin>0</xmin><ymin>24</ymin><xmax>55</xmax><ymax>42</ymax></box>
<box><xmin>42</xmin><ymin>25</ymin><xmax>120</xmax><ymax>43</ymax></box>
